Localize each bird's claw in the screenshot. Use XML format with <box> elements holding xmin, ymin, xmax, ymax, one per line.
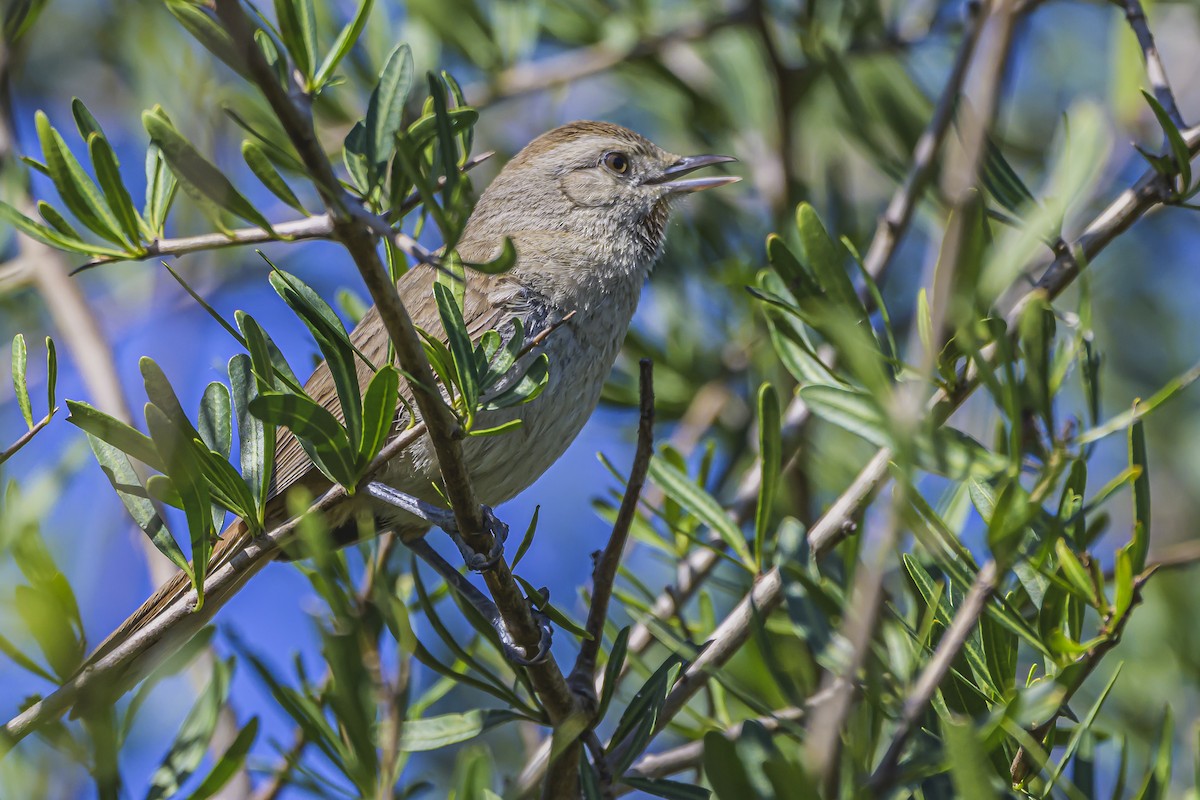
<box><xmin>497</xmin><ymin>601</ymin><xmax>553</xmax><ymax>666</ymax></box>
<box><xmin>448</xmin><ymin>505</ymin><xmax>509</xmax><ymax>573</ymax></box>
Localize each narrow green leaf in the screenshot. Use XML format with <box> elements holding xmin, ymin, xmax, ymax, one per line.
<box><xmin>146</xmin><ymin>404</ymin><xmax>212</xmax><ymax>605</ymax></box>
<box><xmin>88</xmin><ymin>133</ymin><xmax>143</xmax><ymax>247</ymax></box>
<box><xmin>44</xmin><ymin>337</ymin><xmax>56</xmax><ymax>415</ymax></box>
<box><xmin>1142</xmin><ymin>90</ymin><xmax>1191</xmax><ymax>191</ymax></box>
<box><xmin>37</xmin><ymin>200</ymin><xmax>82</xmax><ymax>239</ymax></box>
<box><xmin>143</xmin><ymin>107</ymin><xmax>274</xmax><ymax>234</ymax></box>
<box><xmin>11</xmin><ymin>334</ymin><xmax>32</xmax><ymax>429</ymax></box>
<box><xmin>358</xmin><ymin>365</ymin><xmax>399</xmax><ymax>466</ymax></box>
<box><xmin>754</xmin><ymin>383</ymin><xmax>780</xmax><ymax>570</ymax></box>
<box><xmin>0</xmin><ymin>200</ymin><xmax>128</xmax><ymax>258</ymax></box>
<box><xmin>242</xmin><ymin>140</ymin><xmax>306</xmax><ymax>213</ymax></box>
<box><xmin>510</xmin><ymin>506</ymin><xmax>540</xmax><ymax>568</ymax></box>
<box><xmin>1128</xmin><ymin>417</ymin><xmax>1150</xmax><ymax>573</ymax></box>
<box><xmin>364</xmin><ymin>44</ymin><xmax>414</xmax><ymax>184</ymax></box>
<box><xmin>228</xmin><ymin>354</ymin><xmax>270</xmax><ymax>524</ymax></box>
<box><xmin>314</xmin><ymin>0</ymin><xmax>375</xmax><ymax>87</ymax></box>
<box><xmin>14</xmin><ymin>585</ymin><xmax>81</xmax><ymax>680</ymax></box>
<box><xmin>164</xmin><ymin>0</ymin><xmax>249</xmax><ymax>80</ymax></box>
<box><xmin>1074</xmin><ymin>361</ymin><xmax>1200</xmax><ymax>445</ymax></box>
<box><xmin>143</xmin><ymin>145</ymin><xmax>178</xmax><ymax>238</ymax></box>
<box><xmin>648</xmin><ymin>454</ymin><xmax>755</xmax><ymax>572</ymax></box>
<box><xmin>198</xmin><ymin>382</ymin><xmax>232</xmax><ymax>461</ymax></box>
<box><xmin>597</xmin><ymin>626</ymin><xmax>630</xmax><ymax>723</ymax></box>
<box><xmin>183</xmin><ymin>717</ymin><xmax>259</xmax><ymax>800</ymax></box>
<box><xmin>399</xmin><ymin>709</ymin><xmax>518</xmax><ymax>752</ymax></box>
<box><xmin>274</xmin><ymin>0</ymin><xmax>317</xmax><ymax>81</ymax></box>
<box><xmin>943</xmin><ymin>717</ymin><xmax>1000</xmax><ymax>800</ymax></box>
<box><xmin>434</xmin><ymin>281</ymin><xmax>479</xmax><ymax>415</ymax></box>
<box><xmin>796</xmin><ymin>202</ymin><xmax>867</xmax><ymax>326</ymax></box>
<box><xmin>146</xmin><ymin>659</ymin><xmax>233</xmax><ymax>800</ymax></box>
<box><xmin>35</xmin><ymin>110</ymin><xmax>128</xmax><ymax>246</ymax></box>
<box><xmin>67</xmin><ymin>400</ymin><xmax>164</xmax><ymax>471</ymax></box>
<box><xmin>86</xmin><ymin>433</ymin><xmax>188</xmax><ymax>574</ymax></box>
<box><xmin>248</xmin><ymin>392</ymin><xmax>356</xmax><ymax>487</ymax></box>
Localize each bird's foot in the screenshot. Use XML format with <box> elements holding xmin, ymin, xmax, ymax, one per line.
<box><xmin>403</xmin><ymin>537</ymin><xmax>552</xmax><ymax>666</ymax></box>
<box><xmin>365</xmin><ymin>482</ymin><xmax>507</xmax><ymax>572</ymax></box>
<box><xmin>497</xmin><ymin>598</ymin><xmax>553</xmax><ymax>667</ymax></box>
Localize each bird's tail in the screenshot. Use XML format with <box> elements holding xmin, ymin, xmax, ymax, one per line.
<box><xmin>81</xmin><ymin>517</ymin><xmax>269</xmax><ymax>688</ymax></box>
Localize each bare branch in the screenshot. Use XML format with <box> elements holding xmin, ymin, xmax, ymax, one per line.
<box><xmin>0</xmin><ymin>411</ymin><xmax>54</xmax><ymax>465</ymax></box>
<box><xmin>1122</xmin><ymin>0</ymin><xmax>1185</xmax><ymax>130</ymax></box>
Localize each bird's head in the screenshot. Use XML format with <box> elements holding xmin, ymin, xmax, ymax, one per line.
<box><xmin>464</xmin><ymin>121</ymin><xmax>739</xmax><ymax>281</ymax></box>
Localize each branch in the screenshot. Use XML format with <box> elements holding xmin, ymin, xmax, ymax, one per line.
<box><xmin>75</xmin><ymin>152</ymin><xmax>493</xmax><ymax>271</ymax></box>
<box><xmin>555</xmin><ymin>360</ymin><xmax>655</xmax><ymax>795</ymax></box>
<box><xmin>0</xmin><ymin>411</ymin><xmax>54</xmax><ymax>465</ymax></box>
<box><xmin>869</xmin><ymin>561</ymin><xmax>999</xmax><ymax>790</ymax></box>
<box><xmin>1122</xmin><ymin>0</ymin><xmax>1185</xmax><ymax>130</ymax></box>
<box><xmin>570</xmin><ymin>360</ymin><xmax>656</xmax><ymax>693</ymax></box>
<box><xmin>211</xmin><ymin>0</ymin><xmax>577</xmax><ymax>732</ymax></box>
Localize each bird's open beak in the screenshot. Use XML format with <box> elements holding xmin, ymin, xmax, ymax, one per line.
<box><xmin>647</xmin><ymin>154</ymin><xmax>740</xmax><ymax>194</ymax></box>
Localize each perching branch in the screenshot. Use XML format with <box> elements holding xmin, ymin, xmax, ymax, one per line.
<box><xmin>0</xmin><ymin>411</ymin><xmax>54</xmax><ymax>465</ymax></box>
<box><xmin>211</xmin><ymin>0</ymin><xmax>578</xmax><ymax>735</ymax></box>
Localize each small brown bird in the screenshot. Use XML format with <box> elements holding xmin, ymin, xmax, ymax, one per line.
<box><xmin>91</xmin><ymin>121</ymin><xmax>738</xmax><ymax>671</ymax></box>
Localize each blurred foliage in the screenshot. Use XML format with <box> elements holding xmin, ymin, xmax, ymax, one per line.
<box><xmin>1</xmin><ymin>0</ymin><xmax>1200</xmax><ymax>798</ymax></box>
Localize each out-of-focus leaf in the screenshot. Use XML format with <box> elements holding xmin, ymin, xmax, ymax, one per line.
<box><xmin>145</xmin><ymin>658</ymin><xmax>233</xmax><ymax>800</ymax></box>
<box><xmin>1127</xmin><ymin>417</ymin><xmax>1150</xmax><ymax>573</ymax></box>
<box><xmin>314</xmin><ymin>0</ymin><xmax>374</xmax><ymax>87</ymax></box>
<box><xmin>943</xmin><ymin>717</ymin><xmax>999</xmax><ymax>800</ymax></box>
<box><xmin>620</xmin><ymin>776</ymin><xmax>711</xmax><ymax>799</ymax></box>
<box><xmin>1074</xmin><ymin>361</ymin><xmax>1200</xmax><ymax>445</ymax></box>
<box><xmin>14</xmin><ymin>584</ymin><xmax>82</xmax><ymax>680</ymax></box>
<box><xmin>398</xmin><ymin>709</ymin><xmax>518</xmax><ymax>752</ymax></box>
<box><xmin>648</xmin><ymin>454</ymin><xmax>755</xmax><ymax>572</ymax></box>
<box><xmin>183</xmin><ymin>717</ymin><xmax>259</xmax><ymax>800</ymax></box>
<box><xmin>165</xmin><ymin>0</ymin><xmax>249</xmax><ymax>80</ymax></box>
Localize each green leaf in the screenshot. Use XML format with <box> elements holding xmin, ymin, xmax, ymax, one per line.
<box><xmin>143</xmin><ymin>145</ymin><xmax>178</xmax><ymax>238</ymax></box>
<box><xmin>399</xmin><ymin>709</ymin><xmax>518</xmax><ymax>752</ymax></box>
<box><xmin>3</xmin><ymin>0</ymin><xmax>51</xmax><ymax>42</ymax></box>
<box><xmin>88</xmin><ymin>133</ymin><xmax>143</xmax><ymax>247</ymax></box>
<box><xmin>67</xmin><ymin>400</ymin><xmax>164</xmax><ymax>471</ymax></box>
<box><xmin>146</xmin><ymin>658</ymin><xmax>233</xmax><ymax>800</ymax></box>
<box><xmin>597</xmin><ymin>626</ymin><xmax>630</xmax><ymax>723</ymax></box>
<box><xmin>228</xmin><ymin>355</ymin><xmax>271</xmax><ymax>525</ymax></box>
<box><xmin>248</xmin><ymin>392</ymin><xmax>356</xmax><ymax>487</ymax></box>
<box><xmin>12</xmin><ymin>334</ymin><xmax>32</xmax><ymax>429</ymax></box>
<box><xmin>0</xmin><ymin>201</ymin><xmax>128</xmax><ymax>258</ymax></box>
<box><xmin>242</xmin><ymin>140</ymin><xmax>306</xmax><ymax>214</ymax></box>
<box><xmin>1128</xmin><ymin>417</ymin><xmax>1150</xmax><ymax>573</ymax></box>
<box><xmin>1132</xmin><ymin>706</ymin><xmax>1173</xmax><ymax>800</ymax></box>
<box><xmin>145</xmin><ymin>404</ymin><xmax>213</xmax><ymax>606</ymax></box>
<box><xmin>943</xmin><ymin>717</ymin><xmax>999</xmax><ymax>800</ymax></box>
<box><xmin>14</xmin><ymin>584</ymin><xmax>82</xmax><ymax>680</ymax></box>
<box><xmin>434</xmin><ymin>281</ymin><xmax>479</xmax><ymax>415</ymax></box>
<box><xmin>268</xmin><ymin>269</ymin><xmax>363</xmax><ymax>444</ymax></box>
<box><xmin>164</xmin><ymin>0</ymin><xmax>249</xmax><ymax>80</ymax></box>
<box><xmin>314</xmin><ymin>0</ymin><xmax>375</xmax><ymax>87</ymax></box>
<box><xmin>1142</xmin><ymin>90</ymin><xmax>1191</xmax><ymax>192</ymax></box>
<box><xmin>35</xmin><ymin>110</ymin><xmax>128</xmax><ymax>246</ymax></box>
<box><xmin>44</xmin><ymin>337</ymin><xmax>56</xmax><ymax>413</ymax></box>
<box><xmin>274</xmin><ymin>0</ymin><xmax>317</xmax><ymax>81</ymax></box>
<box><xmin>358</xmin><ymin>365</ymin><xmax>400</xmax><ymax>466</ymax></box>
<box><xmin>183</xmin><ymin>717</ymin><xmax>259</xmax><ymax>800</ymax></box>
<box><xmin>754</xmin><ymin>383</ymin><xmax>780</xmax><ymax>570</ymax></box>
<box><xmin>70</xmin><ymin>97</ymin><xmax>102</xmax><ymax>140</ymax></box>
<box><xmin>610</xmin><ymin>653</ymin><xmax>686</xmax><ymax>776</ymax></box>
<box><xmin>509</xmin><ymin>506</ymin><xmax>540</xmax><ymax>569</ymax></box>
<box><xmin>796</xmin><ymin>202</ymin><xmax>867</xmax><ymax>327</ymax></box>
<box><xmin>1074</xmin><ymin>361</ymin><xmax>1200</xmax><ymax>445</ymax></box>
<box><xmin>37</xmin><ymin>199</ymin><xmax>82</xmax><ymax>239</ymax></box>
<box><xmin>364</xmin><ymin>43</ymin><xmax>414</xmax><ymax>185</ymax></box>
<box><xmin>482</xmin><ymin>353</ymin><xmax>549</xmax><ymax>410</ymax></box>
<box><xmin>648</xmin><ymin>454</ymin><xmax>755</xmax><ymax>572</ymax></box>
<box><xmin>143</xmin><ymin>107</ymin><xmax>274</xmax><ymax>234</ymax></box>
<box><xmin>620</xmin><ymin>777</ymin><xmax>710</xmax><ymax>800</ymax></box>
<box><xmin>198</xmin><ymin>382</ymin><xmax>232</xmax><ymax>461</ymax></box>
<box><xmin>427</xmin><ymin>71</ymin><xmax>461</xmax><ymax>202</ymax></box>
<box><xmin>86</xmin><ymin>434</ymin><xmax>188</xmax><ymax>575</ymax></box>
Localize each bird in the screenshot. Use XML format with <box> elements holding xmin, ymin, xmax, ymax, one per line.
<box><xmin>86</xmin><ymin>120</ymin><xmax>738</xmax><ymax>678</ymax></box>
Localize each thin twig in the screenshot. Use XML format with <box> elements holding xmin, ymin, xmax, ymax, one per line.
<box><xmin>570</xmin><ymin>360</ymin><xmax>655</xmax><ymax>695</ymax></box>
<box><xmin>76</xmin><ymin>153</ymin><xmax>493</xmax><ymax>271</ymax></box>
<box><xmin>869</xmin><ymin>561</ymin><xmax>999</xmax><ymax>790</ymax></box>
<box><xmin>559</xmin><ymin>361</ymin><xmax>655</xmax><ymax>795</ymax></box>
<box><xmin>0</xmin><ymin>411</ymin><xmax>54</xmax><ymax>465</ymax></box>
<box><xmin>859</xmin><ymin>3</ymin><xmax>988</xmax><ymax>283</ymax></box>
<box><xmin>1122</xmin><ymin>0</ymin><xmax>1185</xmax><ymax>130</ymax></box>
<box><xmin>212</xmin><ymin>0</ymin><xmax>578</xmax><ymax>735</ymax></box>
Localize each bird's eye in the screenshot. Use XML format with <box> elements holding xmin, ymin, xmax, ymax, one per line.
<box><xmin>602</xmin><ymin>151</ymin><xmax>630</xmax><ymax>175</ymax></box>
